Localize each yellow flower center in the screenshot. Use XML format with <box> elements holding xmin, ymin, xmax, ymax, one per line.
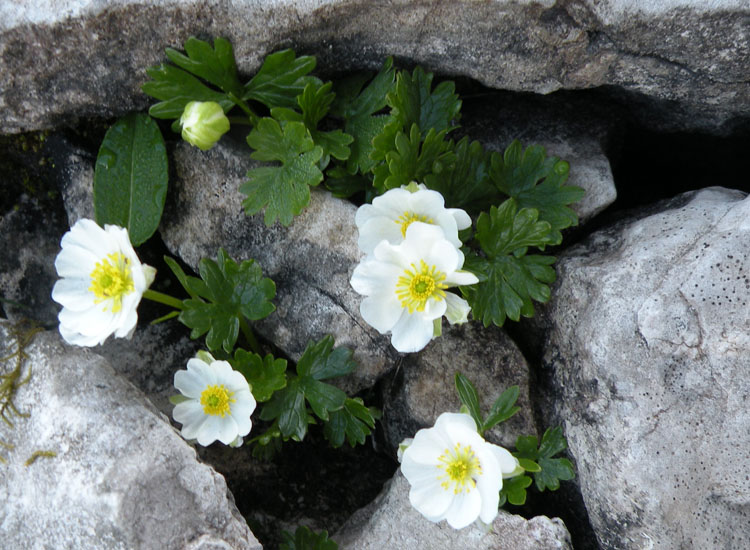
<box><xmin>88</xmin><ymin>252</ymin><xmax>135</xmax><ymax>313</ymax></box>
<box><xmin>396</xmin><ymin>211</ymin><xmax>434</xmax><ymax>238</ymax></box>
<box><xmin>437</xmin><ymin>442</ymin><xmax>482</xmax><ymax>494</ymax></box>
<box><xmin>396</xmin><ymin>260</ymin><xmax>447</xmax><ymax>313</ymax></box>
<box><xmin>200</xmin><ymin>384</ymin><xmax>235</xmax><ymax>417</ymax></box>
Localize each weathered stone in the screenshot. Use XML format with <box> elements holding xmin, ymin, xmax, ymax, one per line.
<box><xmin>1</xmin><ymin>1</ymin><xmax>748</xmax><ymax>135</ymax></box>
<box><xmin>334</xmin><ymin>470</ymin><xmax>573</xmax><ymax>550</ymax></box>
<box><xmin>0</xmin><ymin>192</ymin><xmax>67</xmax><ymax>327</ymax></box>
<box><xmin>532</xmin><ymin>187</ymin><xmax>750</xmax><ymax>549</ymax></box>
<box><xmin>0</xmin><ymin>321</ymin><xmax>261</xmax><ymax>550</ymax></box>
<box><xmin>381</xmin><ymin>321</ymin><xmax>536</xmax><ymax>453</ymax></box>
<box><xmin>461</xmin><ymin>92</ymin><xmax>619</xmax><ymax>223</ymax></box>
<box><xmin>160</xmin><ymin>139</ymin><xmax>394</xmax><ymax>395</ymax></box>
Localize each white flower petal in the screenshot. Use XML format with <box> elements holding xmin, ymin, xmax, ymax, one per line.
<box><xmin>434</xmin><ymin>412</ymin><xmax>478</xmax><ymax>435</ymax></box>
<box><xmin>489</xmin><ymin>444</ymin><xmax>521</xmax><ymax>476</ymax></box>
<box><xmin>350</xmin><ymin>259</ymin><xmax>402</xmax><ymax>296</ymax></box>
<box><xmin>173</xmin><ymin>400</ymin><xmax>205</xmax><ymax>427</ymax></box>
<box><xmin>390</xmin><ymin>312</ymin><xmax>434</xmax><ymax>353</ymax></box>
<box><xmin>448</xmin><ymin>208</ymin><xmax>472</xmax><ymax>231</ymax></box>
<box><xmin>216</xmin><ymin>416</ymin><xmax>240</xmax><ymax>445</ymax></box>
<box><xmin>51</xmin><ymin>278</ymin><xmax>95</xmax><ymax>311</ymax></box>
<box><xmin>409</xmin><ymin>477</ymin><xmax>454</xmax><ymax>522</ymax></box>
<box><xmin>422</xmin><ymin>297</ymin><xmax>447</xmax><ymax>321</ymax></box>
<box><xmin>360</xmin><ymin>293</ymin><xmax>404</xmax><ymax>334</ymax></box>
<box><xmin>174</xmin><ymin>369</ymin><xmax>207</xmax><ymax>399</ymax></box>
<box><xmin>444</xmin><ymin>488</ymin><xmax>482</xmax><ymax>529</ymax></box>
<box><xmin>186</xmin><ymin>357</ymin><xmax>217</xmax><ymax>386</ymax></box>
<box><xmin>358</xmin><ymin>217</ymin><xmax>403</xmax><ymax>255</ymax></box>
<box><xmin>444</xmin><ymin>269</ymin><xmax>479</xmax><ymax>287</ymax></box>
<box><xmin>424</xmin><ymin>239</ymin><xmax>461</xmax><ymax>275</ymax></box>
<box><xmin>444</xmin><ymin>293</ymin><xmax>472</xmax><ymax>325</ymax></box>
<box><xmin>196</xmin><ymin>414</ymin><xmax>224</xmax><ymax>446</ymax></box>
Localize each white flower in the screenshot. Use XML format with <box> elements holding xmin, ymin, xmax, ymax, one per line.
<box><xmin>400</xmin><ymin>412</ymin><xmax>520</xmax><ymax>529</ymax></box>
<box><xmin>355</xmin><ymin>183</ymin><xmax>471</xmax><ymax>256</ymax></box>
<box><xmin>172</xmin><ymin>354</ymin><xmax>256</xmax><ymax>446</ymax></box>
<box><xmin>350</xmin><ymin>222</ymin><xmax>478</xmax><ymax>353</ymax></box>
<box><xmin>51</xmin><ymin>218</ymin><xmax>156</xmax><ymax>346</ymax></box>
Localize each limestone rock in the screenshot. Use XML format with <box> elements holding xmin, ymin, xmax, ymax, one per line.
<box><xmin>1</xmin><ymin>1</ymin><xmax>748</xmax><ymax>135</ymax></box>
<box><xmin>160</xmin><ymin>139</ymin><xmax>394</xmax><ymax>395</ymax></box>
<box><xmin>0</xmin><ymin>192</ymin><xmax>68</xmax><ymax>327</ymax></box>
<box><xmin>334</xmin><ymin>471</ymin><xmax>573</xmax><ymax>550</ymax></box>
<box><xmin>381</xmin><ymin>322</ymin><xmax>536</xmax><ymax>453</ymax></box>
<box><xmin>0</xmin><ymin>321</ymin><xmax>261</xmax><ymax>549</ymax></box>
<box><xmin>461</xmin><ymin>92</ymin><xmax>619</xmax><ymax>223</ymax></box>
<box><xmin>533</xmin><ymin>187</ymin><xmax>750</xmax><ymax>549</ymax></box>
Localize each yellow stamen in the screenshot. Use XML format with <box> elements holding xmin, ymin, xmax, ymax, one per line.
<box><xmin>395</xmin><ymin>260</ymin><xmax>447</xmax><ymax>313</ymax></box>
<box><xmin>200</xmin><ymin>384</ymin><xmax>235</xmax><ymax>417</ymax></box>
<box><xmin>437</xmin><ymin>442</ymin><xmax>482</xmax><ymax>494</ymax></box>
<box><xmin>88</xmin><ymin>252</ymin><xmax>135</xmax><ymax>312</ymax></box>
<box><xmin>396</xmin><ymin>211</ymin><xmax>434</xmax><ymax>238</ymax></box>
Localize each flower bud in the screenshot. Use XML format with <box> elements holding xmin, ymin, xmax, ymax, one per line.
<box><xmin>179</xmin><ymin>101</ymin><xmax>230</xmax><ymax>151</ymax></box>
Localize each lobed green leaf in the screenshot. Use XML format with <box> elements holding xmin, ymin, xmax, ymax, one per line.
<box><xmin>280</xmin><ymin>526</ymin><xmax>338</xmax><ymax>550</ymax></box>
<box><xmin>243</xmin><ymin>49</ymin><xmax>318</xmax><ymax>109</ymax></box>
<box><xmin>230</xmin><ymin>349</ymin><xmax>287</xmax><ymax>402</ymax></box>
<box><xmin>482</xmin><ymin>385</ymin><xmax>520</xmax><ymax>431</ymax></box>
<box><xmin>165</xmin><ymin>37</ymin><xmax>243</xmax><ymax>97</ymax></box>
<box><xmin>454</xmin><ymin>373</ymin><xmax>483</xmax><ymax>431</ymax></box>
<box><xmin>93</xmin><ymin>113</ymin><xmax>168</xmax><ymax>246</ymax></box>
<box><xmin>499</xmin><ymin>474</ymin><xmax>533</xmax><ymax>507</ymax></box>
<box><xmin>241</xmin><ymin>118</ymin><xmax>324</xmax><ymax>226</ymax></box>
<box><xmin>322</xmin><ymin>397</ymin><xmax>378</xmax><ymax>448</ymax></box>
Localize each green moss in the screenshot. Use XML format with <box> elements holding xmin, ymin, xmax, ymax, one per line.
<box><xmin>0</xmin><ymin>320</ymin><xmax>43</xmax><ymax>463</ymax></box>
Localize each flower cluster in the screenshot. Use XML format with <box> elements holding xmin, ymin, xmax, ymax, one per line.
<box><xmin>399</xmin><ymin>412</ymin><xmax>521</xmax><ymax>529</ymax></box>
<box><xmin>350</xmin><ymin>183</ymin><xmax>477</xmax><ymax>353</ymax></box>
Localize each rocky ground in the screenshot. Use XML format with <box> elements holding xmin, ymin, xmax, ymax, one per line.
<box><xmin>1</xmin><ymin>2</ymin><xmax>749</xmax><ymax>549</ymax></box>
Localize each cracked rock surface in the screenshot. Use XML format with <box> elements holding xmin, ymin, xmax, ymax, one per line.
<box><xmin>531</xmin><ymin>187</ymin><xmax>750</xmax><ymax>549</ymax></box>
<box><xmin>334</xmin><ymin>471</ymin><xmax>573</xmax><ymax>550</ymax></box>
<box><xmin>1</xmin><ymin>0</ymin><xmax>748</xmax><ymax>134</ymax></box>
<box><xmin>0</xmin><ymin>322</ymin><xmax>261</xmax><ymax>550</ymax></box>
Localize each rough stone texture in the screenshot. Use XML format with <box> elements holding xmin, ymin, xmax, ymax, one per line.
<box><xmin>1</xmin><ymin>1</ymin><xmax>748</xmax><ymax>135</ymax></box>
<box><xmin>532</xmin><ymin>187</ymin><xmax>750</xmax><ymax>549</ymax></box>
<box><xmin>334</xmin><ymin>471</ymin><xmax>573</xmax><ymax>550</ymax></box>
<box><xmin>160</xmin><ymin>139</ymin><xmax>393</xmax><ymax>395</ymax></box>
<box><xmin>0</xmin><ymin>321</ymin><xmax>261</xmax><ymax>550</ymax></box>
<box><xmin>461</xmin><ymin>92</ymin><xmax>620</xmax><ymax>224</ymax></box>
<box><xmin>381</xmin><ymin>322</ymin><xmax>536</xmax><ymax>453</ymax></box>
<box><xmin>0</xmin><ymin>192</ymin><xmax>68</xmax><ymax>327</ymax></box>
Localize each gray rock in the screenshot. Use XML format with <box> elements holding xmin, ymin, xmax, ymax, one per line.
<box><xmin>334</xmin><ymin>471</ymin><xmax>572</xmax><ymax>550</ymax></box>
<box><xmin>161</xmin><ymin>139</ymin><xmax>394</xmax><ymax>395</ymax></box>
<box><xmin>1</xmin><ymin>1</ymin><xmax>748</xmax><ymax>135</ymax></box>
<box><xmin>381</xmin><ymin>321</ymin><xmax>536</xmax><ymax>453</ymax></box>
<box><xmin>0</xmin><ymin>193</ymin><xmax>67</xmax><ymax>327</ymax></box>
<box><xmin>0</xmin><ymin>321</ymin><xmax>261</xmax><ymax>549</ymax></box>
<box><xmin>533</xmin><ymin>187</ymin><xmax>750</xmax><ymax>549</ymax></box>
<box><xmin>461</xmin><ymin>93</ymin><xmax>619</xmax><ymax>223</ymax></box>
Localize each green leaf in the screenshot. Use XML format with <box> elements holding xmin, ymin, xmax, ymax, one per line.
<box><xmin>230</xmin><ymin>349</ymin><xmax>287</xmax><ymax>402</ymax></box>
<box><xmin>461</xmin><ymin>200</ymin><xmax>557</xmax><ymax>327</ymax></box>
<box><xmin>281</xmin><ymin>526</ymin><xmax>338</xmax><ymax>550</ymax></box>
<box><xmin>454</xmin><ymin>373</ymin><xmax>483</xmax><ymax>431</ymax></box>
<box><xmin>330</xmin><ymin>58</ymin><xmax>396</xmax><ymax>174</ymax></box>
<box><xmin>423</xmin><ymin>136</ymin><xmax>502</xmax><ymax>215</ymax></box>
<box><xmin>323</xmin><ymin>397</ymin><xmax>378</xmax><ymax>448</ymax></box>
<box><xmin>165</xmin><ymin>37</ymin><xmax>243</xmax><ymax>97</ymax></box>
<box><xmin>272</xmin><ymin>81</ymin><xmax>353</xmax><ymax>167</ymax></box>
<box><xmin>517</xmin><ymin>458</ymin><xmax>541</xmax><ymax>472</ymax></box>
<box><xmin>512</xmin><ymin>427</ymin><xmax>575</xmax><ymax>493</ymax></box>
<box><xmin>490</xmin><ymin>141</ymin><xmax>585</xmax><ymax>244</ymax></box>
<box><xmin>323</xmin><ymin>165</ymin><xmax>370</xmax><ymax>198</ymax></box>
<box><xmin>482</xmin><ymin>385</ymin><xmax>520</xmax><ymax>431</ymax></box>
<box><xmin>387</xmin><ymin>66</ymin><xmax>461</xmax><ymax>134</ymax></box>
<box><xmin>178</xmin><ymin>249</ymin><xmax>276</xmax><ymax>352</ymax></box>
<box><xmin>499</xmin><ymin>474</ymin><xmax>533</xmax><ymax>506</ymax></box>
<box><xmin>169</xmin><ymin>394</ymin><xmax>190</xmax><ymax>405</ymax></box>
<box><xmin>296</xmin><ymin>335</ymin><xmax>358</xmax><ymax>381</ymax></box>
<box><xmin>372</xmin><ymin>124</ymin><xmax>455</xmax><ymax>192</ymax></box>
<box><xmin>163</xmin><ymin>256</ymin><xmax>199</xmax><ymax>299</ymax></box>
<box><xmin>241</xmin><ymin>118</ymin><xmax>324</xmax><ymax>226</ymax></box>
<box><xmin>260</xmin><ymin>378</ymin><xmax>310</xmax><ymax>441</ymax></box>
<box><xmin>93</xmin><ymin>113</ymin><xmax>168</xmax><ymax>246</ymax></box>
<box><xmin>243</xmin><ymin>49</ymin><xmax>318</xmax><ymax>109</ymax></box>
<box><xmin>143</xmin><ymin>63</ymin><xmax>235</xmax><ymax>119</ymax></box>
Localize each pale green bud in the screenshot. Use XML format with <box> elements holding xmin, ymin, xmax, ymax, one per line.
<box><xmin>179</xmin><ymin>101</ymin><xmax>230</xmax><ymax>151</ymax></box>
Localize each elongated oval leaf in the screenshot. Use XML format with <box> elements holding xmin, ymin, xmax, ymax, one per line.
<box><xmin>94</xmin><ymin>113</ymin><xmax>168</xmax><ymax>246</ymax></box>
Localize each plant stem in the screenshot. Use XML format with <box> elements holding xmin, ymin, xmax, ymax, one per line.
<box><xmin>142</xmin><ymin>289</ymin><xmax>184</xmax><ymax>311</ymax></box>
<box><xmin>239</xmin><ymin>317</ymin><xmax>261</xmax><ymax>355</ymax></box>
<box><xmin>227</xmin><ymin>93</ymin><xmax>259</xmax><ymax>126</ymax></box>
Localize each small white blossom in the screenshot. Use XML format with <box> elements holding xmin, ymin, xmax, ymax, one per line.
<box><xmin>400</xmin><ymin>412</ymin><xmax>520</xmax><ymax>529</ymax></box>
<box><xmin>355</xmin><ymin>183</ymin><xmax>471</xmax><ymax>256</ymax></box>
<box><xmin>51</xmin><ymin>218</ymin><xmax>155</xmax><ymax>346</ymax></box>
<box><xmin>172</xmin><ymin>354</ymin><xmax>256</xmax><ymax>447</ymax></box>
<box><xmin>350</xmin><ymin>222</ymin><xmax>478</xmax><ymax>353</ymax></box>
